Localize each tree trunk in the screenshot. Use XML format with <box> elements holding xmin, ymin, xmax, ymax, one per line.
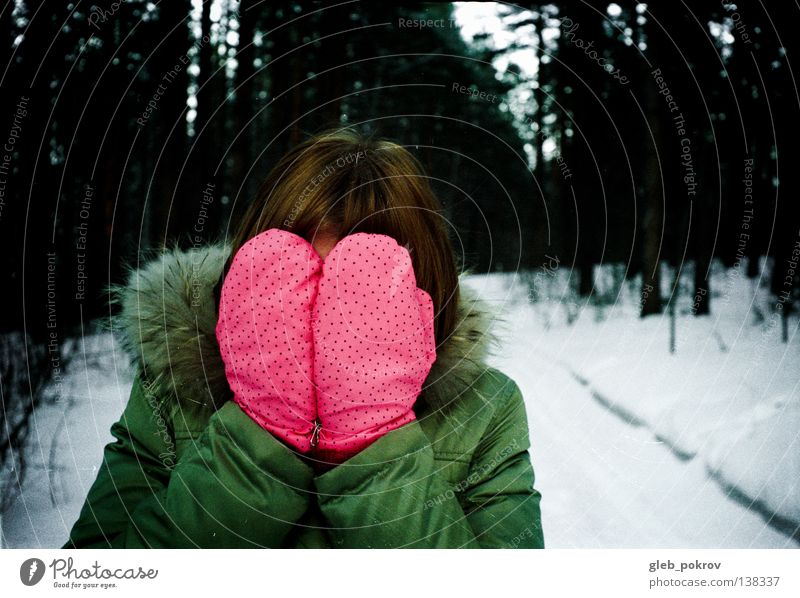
<box><xmin>639</xmin><ymin>8</ymin><xmax>664</xmax><ymax>317</ymax></box>
<box><xmin>153</xmin><ymin>0</ymin><xmax>191</xmax><ymax>246</ymax></box>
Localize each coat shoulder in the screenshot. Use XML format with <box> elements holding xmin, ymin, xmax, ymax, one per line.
<box><xmin>475</xmin><ymin>367</ymin><xmax>522</xmax><ymax>401</ymax></box>
<box><xmin>417</xmin><ymin>365</ymin><xmax>529</xmax><ymax>461</ymax></box>
<box><xmin>472</xmin><ymin>367</ymin><xmax>530</xmax><ymax>449</ymax></box>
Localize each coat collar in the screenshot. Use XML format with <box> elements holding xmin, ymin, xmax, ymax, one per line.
<box><xmin>111</xmin><ymin>242</ymin><xmax>499</xmax><ymax>415</ymax></box>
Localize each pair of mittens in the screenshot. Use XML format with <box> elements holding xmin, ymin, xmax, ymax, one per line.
<box><xmin>215</xmin><ymin>229</ymin><xmax>437</xmax><ymax>463</ymax></box>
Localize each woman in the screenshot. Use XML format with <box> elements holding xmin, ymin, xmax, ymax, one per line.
<box><xmin>64</xmin><ymin>130</ymin><xmax>544</xmax><ymax>548</ymax></box>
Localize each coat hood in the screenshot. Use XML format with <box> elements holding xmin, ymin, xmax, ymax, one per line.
<box><xmin>109</xmin><ymin>242</ymin><xmax>501</xmax><ymax>414</ymax></box>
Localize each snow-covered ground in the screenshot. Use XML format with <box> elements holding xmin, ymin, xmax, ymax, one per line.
<box><xmin>464</xmin><ymin>258</ymin><xmax>799</xmax><ymax>547</ymax></box>
<box><xmin>0</xmin><ymin>333</ymin><xmax>132</xmax><ymax>549</ymax></box>
<box><xmin>1</xmin><ymin>260</ymin><xmax>798</xmax><ymax>548</ymax></box>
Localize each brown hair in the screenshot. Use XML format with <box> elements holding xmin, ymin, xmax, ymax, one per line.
<box><xmin>222</xmin><ymin>129</ymin><xmax>460</xmax><ymax>346</ymax></box>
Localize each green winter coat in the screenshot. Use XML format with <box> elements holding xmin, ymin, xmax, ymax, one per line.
<box><xmin>64</xmin><ymin>244</ymin><xmax>544</xmax><ymax>549</ymax></box>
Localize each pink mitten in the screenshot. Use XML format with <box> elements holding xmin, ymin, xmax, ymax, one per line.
<box><xmin>215</xmin><ymin>228</ymin><xmax>323</xmax><ymax>453</ymax></box>
<box><xmin>312</xmin><ymin>233</ymin><xmax>437</xmax><ymax>463</ymax></box>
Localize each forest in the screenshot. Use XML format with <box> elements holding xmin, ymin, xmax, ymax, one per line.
<box><xmin>0</xmin><ymin>1</ymin><xmax>799</xmax><ymax>545</ymax></box>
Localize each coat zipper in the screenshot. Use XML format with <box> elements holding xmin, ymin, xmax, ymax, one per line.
<box><xmin>310</xmin><ymin>418</ymin><xmax>323</xmax><ymax>449</ymax></box>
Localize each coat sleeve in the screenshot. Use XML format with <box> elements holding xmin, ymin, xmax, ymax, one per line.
<box><xmin>65</xmin><ymin>376</ymin><xmax>316</xmax><ymax>548</ymax></box>
<box><xmin>64</xmin><ymin>376</ymin><xmax>175</xmax><ymax>548</ymax></box>
<box><xmin>314</xmin><ymin>378</ymin><xmax>544</xmax><ymax>548</ymax></box>
<box><xmin>458</xmin><ymin>380</ymin><xmax>544</xmax><ymax>548</ymax></box>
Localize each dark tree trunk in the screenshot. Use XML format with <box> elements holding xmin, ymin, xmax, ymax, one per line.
<box><xmin>229</xmin><ymin>0</ymin><xmax>258</xmax><ymax>206</ymax></box>
<box><xmin>153</xmin><ymin>1</ymin><xmax>191</xmax><ymax>246</ymax></box>
<box><xmin>639</xmin><ymin>7</ymin><xmax>664</xmax><ymax>317</ymax></box>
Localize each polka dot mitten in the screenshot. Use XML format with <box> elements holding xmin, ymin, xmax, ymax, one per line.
<box><xmin>312</xmin><ymin>233</ymin><xmax>438</xmax><ymax>464</ymax></box>
<box><xmin>215</xmin><ymin>228</ymin><xmax>323</xmax><ymax>453</ymax></box>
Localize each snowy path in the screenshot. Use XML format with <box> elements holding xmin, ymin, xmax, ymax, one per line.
<box><xmin>0</xmin><ymin>335</ymin><xmax>130</xmax><ymax>549</ymax></box>
<box><xmin>490</xmin><ymin>328</ymin><xmax>796</xmax><ymax>548</ymax></box>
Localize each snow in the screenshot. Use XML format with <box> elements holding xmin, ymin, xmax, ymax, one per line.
<box><xmin>0</xmin><ymin>332</ymin><xmax>132</xmax><ymax>549</ymax></box>
<box><xmin>1</xmin><ymin>260</ymin><xmax>797</xmax><ymax>548</ymax></box>
<box><xmin>464</xmin><ymin>259</ymin><xmax>799</xmax><ymax>547</ymax></box>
